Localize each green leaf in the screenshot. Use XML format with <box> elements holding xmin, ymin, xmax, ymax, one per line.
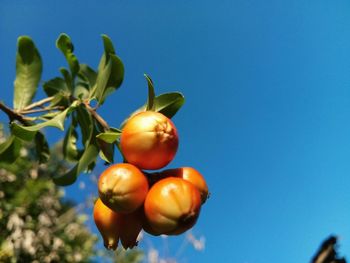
<box><xmin>74</xmin><ymin>84</ymin><xmax>89</xmax><ymax>100</ymax></box>
<box><xmin>11</xmin><ymin>102</ymin><xmax>77</xmax><ymax>141</ymax></box>
<box><xmin>76</xmin><ymin>105</ymin><xmax>93</xmax><ymax>146</ymax></box>
<box><xmin>35</xmin><ymin>132</ymin><xmax>50</xmax><ymax>163</ymax></box>
<box><xmin>94</xmin><ymin>55</ymin><xmax>124</xmax><ymax>104</ymax></box>
<box><xmin>94</xmin><ymin>57</ymin><xmax>112</xmax><ymax>103</ymax></box>
<box><xmin>96</xmin><ymin>130</ymin><xmax>121</xmax><ymax>143</ymax></box>
<box><xmin>153</xmin><ymin>92</ymin><xmax>185</xmax><ymax>118</ymax></box>
<box><xmin>121</xmin><ymin>92</ymin><xmax>185</xmax><ymax>127</ymax></box>
<box><xmin>53</xmin><ymin>143</ymin><xmax>99</xmax><ymax>186</ymax></box>
<box><xmin>145</xmin><ymin>74</ymin><xmax>155</xmax><ymax>111</ymax></box>
<box><xmin>14</xmin><ymin>36</ymin><xmax>43</xmax><ymax>110</ymax></box>
<box><xmin>78</xmin><ymin>64</ymin><xmax>97</xmax><ymax>89</ymax></box>
<box><xmin>56</xmin><ymin>33</ymin><xmax>80</xmax><ymax>79</ymax></box>
<box><xmin>97</xmin><ymin>139</ymin><xmax>114</xmax><ymax>163</ymax></box>
<box><xmin>0</xmin><ymin>135</ymin><xmax>21</xmax><ymax>163</ymax></box>
<box><xmin>94</xmin><ymin>35</ymin><xmax>124</xmax><ymax>105</ymax></box>
<box><xmin>97</xmin><ymin>34</ymin><xmax>116</xmax><ymax>71</ymax></box>
<box><xmin>43</xmin><ymin>77</ymin><xmax>69</xmax><ymax>97</ymax></box>
<box><xmin>63</xmin><ymin>119</ymin><xmax>81</xmax><ymax>162</ymax></box>
<box><xmin>87</xmin><ymin>160</ymin><xmax>96</xmax><ymax>173</ymax></box>
<box><xmin>60</xmin><ymin>67</ymin><xmax>73</xmax><ymax>92</ymax></box>
<box><xmin>102</xmin><ymin>54</ymin><xmax>124</xmax><ymax>101</ymax></box>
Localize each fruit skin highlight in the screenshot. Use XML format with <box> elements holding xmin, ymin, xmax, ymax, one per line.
<box><xmin>98</xmin><ymin>163</ymin><xmax>149</xmax><ymax>213</ymax></box>
<box><xmin>144</xmin><ymin>177</ymin><xmax>201</xmax><ymax>236</ymax></box>
<box><xmin>93</xmin><ymin>198</ymin><xmax>121</xmax><ymax>250</ymax></box>
<box><xmin>160</xmin><ymin>167</ymin><xmax>209</xmax><ymax>204</ymax></box>
<box><xmin>120</xmin><ymin>111</ymin><xmax>179</xmax><ymax>170</ymax></box>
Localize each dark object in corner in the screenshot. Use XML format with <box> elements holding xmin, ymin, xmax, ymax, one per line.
<box><xmin>311</xmin><ymin>235</ymin><xmax>346</xmax><ymax>263</ymax></box>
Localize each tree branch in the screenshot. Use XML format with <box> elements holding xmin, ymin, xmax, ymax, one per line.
<box><xmin>0</xmin><ymin>101</ymin><xmax>31</xmax><ymax>124</ymax></box>
<box><xmin>22</xmin><ymin>96</ymin><xmax>54</xmax><ymax>111</ymax></box>
<box><xmin>85</xmin><ymin>104</ymin><xmax>110</xmax><ymax>131</ymax></box>
<box><xmin>20</xmin><ymin>106</ymin><xmax>65</xmax><ymax>115</ymax></box>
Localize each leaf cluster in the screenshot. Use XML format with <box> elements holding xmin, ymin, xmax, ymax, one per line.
<box><xmin>0</xmin><ymin>34</ymin><xmax>185</xmax><ymax>186</ymax></box>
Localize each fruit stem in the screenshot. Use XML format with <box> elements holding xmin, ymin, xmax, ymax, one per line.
<box><xmin>84</xmin><ymin>103</ymin><xmax>110</xmax><ymax>131</ymax></box>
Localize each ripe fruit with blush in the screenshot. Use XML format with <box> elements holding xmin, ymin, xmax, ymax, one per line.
<box><xmin>98</xmin><ymin>163</ymin><xmax>149</xmax><ymax>213</ymax></box>
<box><xmin>120</xmin><ymin>111</ymin><xmax>179</xmax><ymax>170</ymax></box>
<box><xmin>144</xmin><ymin>177</ymin><xmax>201</xmax><ymax>235</ymax></box>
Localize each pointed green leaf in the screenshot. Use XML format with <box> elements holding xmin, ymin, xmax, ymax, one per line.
<box><xmin>14</xmin><ymin>36</ymin><xmax>42</xmax><ymax>110</ymax></box>
<box><xmin>35</xmin><ymin>132</ymin><xmax>50</xmax><ymax>163</ymax></box>
<box><xmin>53</xmin><ymin>143</ymin><xmax>99</xmax><ymax>186</ymax></box>
<box><xmin>63</xmin><ymin>119</ymin><xmax>81</xmax><ymax>162</ymax></box>
<box><xmin>56</xmin><ymin>33</ymin><xmax>80</xmax><ymax>79</ymax></box>
<box><xmin>11</xmin><ymin>102</ymin><xmax>77</xmax><ymax>141</ymax></box>
<box><xmin>145</xmin><ymin>74</ymin><xmax>155</xmax><ymax>111</ymax></box>
<box><xmin>0</xmin><ymin>135</ymin><xmax>22</xmax><ymax>163</ymax></box>
<box><xmin>98</xmin><ymin>34</ymin><xmax>116</xmax><ymax>71</ymax></box>
<box><xmin>102</xmin><ymin>34</ymin><xmax>115</xmax><ymax>54</ymax></box>
<box><xmin>96</xmin><ymin>130</ymin><xmax>121</xmax><ymax>143</ymax></box>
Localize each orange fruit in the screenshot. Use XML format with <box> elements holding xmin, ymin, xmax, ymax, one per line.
<box><xmin>120</xmin><ymin>111</ymin><xmax>179</xmax><ymax>170</ymax></box>
<box><xmin>93</xmin><ymin>198</ymin><xmax>121</xmax><ymax>250</ymax></box>
<box><xmin>98</xmin><ymin>163</ymin><xmax>149</xmax><ymax>213</ymax></box>
<box><xmin>160</xmin><ymin>167</ymin><xmax>209</xmax><ymax>204</ymax></box>
<box><xmin>144</xmin><ymin>177</ymin><xmax>201</xmax><ymax>235</ymax></box>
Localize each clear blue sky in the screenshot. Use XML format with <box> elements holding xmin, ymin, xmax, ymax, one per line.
<box><xmin>1</xmin><ymin>1</ymin><xmax>350</xmax><ymax>262</ymax></box>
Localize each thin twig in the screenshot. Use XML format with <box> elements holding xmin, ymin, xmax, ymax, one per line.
<box><xmin>0</xmin><ymin>101</ymin><xmax>31</xmax><ymax>124</ymax></box>
<box><xmin>20</xmin><ymin>106</ymin><xmax>65</xmax><ymax>115</ymax></box>
<box><xmin>85</xmin><ymin>103</ymin><xmax>110</xmax><ymax>131</ymax></box>
<box><xmin>22</xmin><ymin>96</ymin><xmax>54</xmax><ymax>111</ymax></box>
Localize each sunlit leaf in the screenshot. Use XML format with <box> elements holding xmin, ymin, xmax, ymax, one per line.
<box><xmin>56</xmin><ymin>33</ymin><xmax>79</xmax><ymax>79</ymax></box>
<box><xmin>14</xmin><ymin>36</ymin><xmax>42</xmax><ymax>110</ymax></box>
<box><xmin>11</xmin><ymin>102</ymin><xmax>78</xmax><ymax>141</ymax></box>
<box><xmin>53</xmin><ymin>143</ymin><xmax>99</xmax><ymax>186</ymax></box>
<box><xmin>35</xmin><ymin>132</ymin><xmax>50</xmax><ymax>163</ymax></box>
<box><xmin>74</xmin><ymin>84</ymin><xmax>89</xmax><ymax>99</ymax></box>
<box><xmin>96</xmin><ymin>130</ymin><xmax>121</xmax><ymax>143</ymax></box>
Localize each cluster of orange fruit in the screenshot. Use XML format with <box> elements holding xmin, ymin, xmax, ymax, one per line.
<box><xmin>93</xmin><ymin>111</ymin><xmax>209</xmax><ymax>250</ymax></box>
